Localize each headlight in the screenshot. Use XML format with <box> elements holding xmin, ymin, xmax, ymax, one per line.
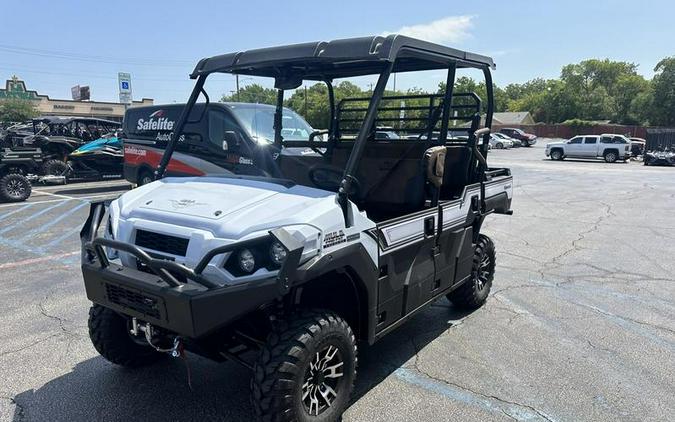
<box><xmin>104</xmin><ymin>216</ymin><xmax>118</xmax><ymax>260</ymax></box>
<box><xmin>237</xmin><ymin>249</ymin><xmax>256</xmax><ymax>273</ymax></box>
<box><xmin>269</xmin><ymin>241</ymin><xmax>287</xmax><ymax>266</ymax></box>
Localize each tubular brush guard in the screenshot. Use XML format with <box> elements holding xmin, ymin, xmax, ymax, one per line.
<box><xmin>79</xmin><ymin>201</ymin><xmax>304</xmax><ymax>338</ymax></box>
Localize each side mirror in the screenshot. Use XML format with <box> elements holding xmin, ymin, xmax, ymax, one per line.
<box><xmin>222</xmin><ymin>131</ymin><xmax>242</xmax><ymax>151</ymax></box>
<box><xmin>309</xmin><ymin>129</ymin><xmax>329</xmax><ymax>143</ymax></box>
<box><xmin>474</xmin><ymin>127</ymin><xmax>491</xmax><ymax>138</ymax></box>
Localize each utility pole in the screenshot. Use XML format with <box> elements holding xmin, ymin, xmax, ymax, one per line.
<box><xmin>304</xmin><ymin>85</ymin><xmax>308</xmax><ymax>115</ymax></box>
<box><xmin>393</xmin><ymin>73</ymin><xmax>396</xmax><ymax>93</ymax></box>
<box><xmin>236</xmin><ymin>74</ymin><xmax>240</xmax><ymax>102</ymax></box>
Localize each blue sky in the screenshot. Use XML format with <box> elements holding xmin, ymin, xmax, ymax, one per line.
<box><xmin>1</xmin><ymin>0</ymin><xmax>673</xmax><ymax>104</ymax></box>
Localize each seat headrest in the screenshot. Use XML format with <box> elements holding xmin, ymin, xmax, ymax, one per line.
<box><xmin>424</xmin><ymin>146</ymin><xmax>446</xmax><ymax>189</ymax></box>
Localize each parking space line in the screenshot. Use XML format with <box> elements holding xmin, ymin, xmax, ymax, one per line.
<box><xmin>17</xmin><ymin>201</ymin><xmax>90</xmax><ymax>242</ymax></box>
<box><xmin>0</xmin><ymin>251</ymin><xmax>79</xmax><ymax>269</ymax></box>
<box><xmin>0</xmin><ymin>200</ymin><xmax>73</xmax><ymax>235</ymax></box>
<box><xmin>0</xmin><ymin>202</ymin><xmax>34</xmax><ymax>219</ymax></box>
<box><xmin>31</xmin><ymin>189</ymin><xmax>76</xmax><ymax>200</ymax></box>
<box><xmin>0</xmin><ymin>198</ymin><xmax>70</xmax><ymax>208</ymax></box>
<box><xmin>42</xmin><ymin>225</ymin><xmax>86</xmax><ymax>250</ymax></box>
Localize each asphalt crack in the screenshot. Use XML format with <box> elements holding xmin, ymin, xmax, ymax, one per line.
<box><xmin>406</xmin><ymin>335</ymin><xmax>557</xmax><ymax>422</ymax></box>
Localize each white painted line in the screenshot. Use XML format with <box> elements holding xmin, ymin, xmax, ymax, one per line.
<box><xmin>0</xmin><ymin>251</ymin><xmax>79</xmax><ymax>269</ymax></box>
<box><xmin>31</xmin><ymin>189</ymin><xmax>76</xmax><ymax>200</ymax></box>
<box><xmin>0</xmin><ymin>193</ymin><xmax>124</xmax><ymax>209</ymax></box>
<box><xmin>0</xmin><ymin>198</ymin><xmax>71</xmax><ymax>208</ymax></box>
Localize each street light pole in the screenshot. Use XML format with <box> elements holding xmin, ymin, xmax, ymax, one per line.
<box><xmin>236</xmin><ymin>74</ymin><xmax>240</xmax><ymax>102</ymax></box>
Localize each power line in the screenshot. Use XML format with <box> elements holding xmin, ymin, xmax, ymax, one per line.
<box><xmin>0</xmin><ymin>44</ymin><xmax>194</xmax><ymax>67</ymax></box>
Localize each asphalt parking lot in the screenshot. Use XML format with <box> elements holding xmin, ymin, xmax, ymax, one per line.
<box><xmin>1</xmin><ymin>143</ymin><xmax>673</xmax><ymax>422</ymax></box>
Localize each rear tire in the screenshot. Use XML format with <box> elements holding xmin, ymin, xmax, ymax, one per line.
<box><xmin>447</xmin><ymin>234</ymin><xmax>495</xmax><ymax>310</ymax></box>
<box><xmin>88</xmin><ymin>304</ymin><xmax>164</xmax><ymax>368</ymax></box>
<box><xmin>0</xmin><ymin>173</ymin><xmax>31</xmax><ymax>202</ymax></box>
<box><xmin>252</xmin><ymin>309</ymin><xmax>357</xmax><ymax>422</ymax></box>
<box><xmin>604</xmin><ymin>151</ymin><xmax>618</xmax><ymax>163</ymax></box>
<box><xmin>42</xmin><ymin>159</ymin><xmax>68</xmax><ymax>176</ymax></box>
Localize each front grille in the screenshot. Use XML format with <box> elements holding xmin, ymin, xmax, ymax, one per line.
<box><xmin>135</xmin><ymin>229</ymin><xmax>189</xmax><ymax>256</ymax></box>
<box><xmin>105</xmin><ymin>283</ymin><xmax>161</xmax><ymax>319</ymax></box>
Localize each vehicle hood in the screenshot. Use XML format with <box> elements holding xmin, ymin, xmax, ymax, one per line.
<box><xmin>114</xmin><ymin>176</ymin><xmax>338</xmax><ymax>239</ymax></box>
<box><xmin>546</xmin><ymin>141</ymin><xmax>565</xmax><ymax>147</ymax></box>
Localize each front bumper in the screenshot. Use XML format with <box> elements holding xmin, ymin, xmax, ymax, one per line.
<box><xmin>80</xmin><ymin>202</ymin><xmax>303</xmax><ymax>338</ymax></box>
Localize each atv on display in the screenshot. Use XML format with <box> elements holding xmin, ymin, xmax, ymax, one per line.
<box><xmin>67</xmin><ymin>134</ymin><xmax>124</xmax><ymax>180</ymax></box>
<box><xmin>19</xmin><ymin>116</ymin><xmax>121</xmax><ymax>163</ymax></box>
<box><xmin>79</xmin><ymin>35</ymin><xmax>513</xmax><ymax>421</ymax></box>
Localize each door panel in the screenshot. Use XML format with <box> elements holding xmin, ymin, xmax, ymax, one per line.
<box><xmin>375</xmin><ymin>209</ymin><xmax>437</xmax><ymax>331</ymax></box>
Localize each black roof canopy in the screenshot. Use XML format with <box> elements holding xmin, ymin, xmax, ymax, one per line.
<box><xmin>33</xmin><ymin>116</ymin><xmax>121</xmax><ymax>126</ymax></box>
<box><xmin>190</xmin><ymin>35</ymin><xmax>496</xmax><ymax>81</ymax></box>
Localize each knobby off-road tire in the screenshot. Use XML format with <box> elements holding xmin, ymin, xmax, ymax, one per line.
<box><xmin>88</xmin><ymin>304</ymin><xmax>165</xmax><ymax>368</ymax></box>
<box><xmin>447</xmin><ymin>234</ymin><xmax>496</xmax><ymax>310</ymax></box>
<box><xmin>42</xmin><ymin>159</ymin><xmax>68</xmax><ymax>176</ymax></box>
<box><xmin>252</xmin><ymin>310</ymin><xmax>357</xmax><ymax>422</ymax></box>
<box><xmin>0</xmin><ymin>173</ymin><xmax>31</xmax><ymax>202</ymax></box>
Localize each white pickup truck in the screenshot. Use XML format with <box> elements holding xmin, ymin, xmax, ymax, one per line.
<box><xmin>546</xmin><ymin>134</ymin><xmax>632</xmax><ymax>163</ymax></box>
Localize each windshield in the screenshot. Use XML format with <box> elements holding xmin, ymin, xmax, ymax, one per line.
<box><xmin>227</xmin><ymin>104</ymin><xmax>314</xmax><ymax>144</ymax></box>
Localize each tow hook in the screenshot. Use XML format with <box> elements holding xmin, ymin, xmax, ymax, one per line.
<box><xmin>130</xmin><ymin>317</ymin><xmax>182</xmax><ymax>357</ymax></box>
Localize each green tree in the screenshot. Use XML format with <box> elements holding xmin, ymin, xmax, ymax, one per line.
<box><xmin>221</xmin><ymin>83</ymin><xmax>277</xmax><ymax>105</ymax></box>
<box><xmin>650</xmin><ymin>57</ymin><xmax>675</xmax><ymax>126</ymax></box>
<box><xmin>0</xmin><ymin>98</ymin><xmax>38</xmax><ymax>123</ymax></box>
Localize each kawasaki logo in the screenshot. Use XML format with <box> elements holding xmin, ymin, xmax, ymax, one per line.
<box><xmin>137</xmin><ymin>110</ymin><xmax>175</xmax><ymax>131</ymax></box>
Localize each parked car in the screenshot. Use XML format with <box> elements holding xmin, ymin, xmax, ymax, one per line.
<box><xmin>498</xmin><ymin>128</ymin><xmax>537</xmax><ymax>146</ymax></box>
<box><xmin>121</xmin><ymin>102</ymin><xmax>318</xmax><ymax>186</ymax></box>
<box><xmin>545</xmin><ymin>134</ymin><xmax>632</xmax><ymax>163</ymax></box>
<box><xmin>629</xmin><ymin>137</ymin><xmax>646</xmax><ymax>158</ymax></box>
<box><xmin>489</xmin><ymin>134</ymin><xmax>513</xmax><ymax>149</ymax></box>
<box><xmin>493</xmin><ymin>132</ymin><xmax>521</xmax><ymax>147</ymax></box>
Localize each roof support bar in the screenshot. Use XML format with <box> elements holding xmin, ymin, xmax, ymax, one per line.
<box><xmin>155</xmin><ymin>74</ymin><xmax>207</xmax><ymax>179</ymax></box>
<box><xmin>273</xmin><ymin>89</ymin><xmax>284</xmax><ymax>147</ymax></box>
<box><xmin>337</xmin><ymin>61</ymin><xmax>394</xmax><ymax>227</ymax></box>
<box><xmin>438</xmin><ymin>63</ymin><xmax>457</xmax><ymax>143</ymax></box>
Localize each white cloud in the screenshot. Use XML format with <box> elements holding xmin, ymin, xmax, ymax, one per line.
<box><xmin>387</xmin><ymin>15</ymin><xmax>475</xmax><ymax>44</ymax></box>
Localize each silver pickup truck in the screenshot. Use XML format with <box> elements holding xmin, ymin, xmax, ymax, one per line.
<box><xmin>546</xmin><ymin>134</ymin><xmax>632</xmax><ymax>163</ymax></box>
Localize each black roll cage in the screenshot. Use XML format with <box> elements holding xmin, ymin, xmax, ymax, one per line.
<box><xmin>155</xmin><ymin>35</ymin><xmax>496</xmax><ymax>226</ymax></box>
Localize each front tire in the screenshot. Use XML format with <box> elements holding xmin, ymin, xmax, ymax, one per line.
<box><xmin>252</xmin><ymin>310</ymin><xmax>357</xmax><ymax>422</ymax></box>
<box><xmin>0</xmin><ymin>173</ymin><xmax>31</xmax><ymax>202</ymax></box>
<box><xmin>88</xmin><ymin>304</ymin><xmax>165</xmax><ymax>368</ymax></box>
<box><xmin>550</xmin><ymin>149</ymin><xmax>563</xmax><ymax>160</ymax></box>
<box><xmin>137</xmin><ymin>169</ymin><xmax>154</xmax><ymax>186</ymax></box>
<box><xmin>447</xmin><ymin>234</ymin><xmax>495</xmax><ymax>310</ymax></box>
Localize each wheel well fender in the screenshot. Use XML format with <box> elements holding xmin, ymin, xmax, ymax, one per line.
<box><xmin>293</xmin><ymin>244</ymin><xmax>378</xmax><ymax>343</ymax></box>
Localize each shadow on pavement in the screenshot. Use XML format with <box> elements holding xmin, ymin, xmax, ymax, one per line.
<box><xmin>11</xmin><ymin>300</ymin><xmax>471</xmax><ymax>421</ymax></box>
<box><xmin>50</xmin><ymin>183</ymin><xmax>131</xmax><ymax>196</ymax></box>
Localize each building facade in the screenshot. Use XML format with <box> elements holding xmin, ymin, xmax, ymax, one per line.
<box><xmin>0</xmin><ymin>77</ymin><xmax>153</xmax><ymax>122</ymax></box>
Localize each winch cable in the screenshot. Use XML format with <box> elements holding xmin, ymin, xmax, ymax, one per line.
<box><xmin>143</xmin><ymin>329</ymin><xmax>193</xmax><ymax>391</ymax></box>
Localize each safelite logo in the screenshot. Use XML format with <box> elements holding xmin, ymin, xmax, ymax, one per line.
<box><xmin>136</xmin><ymin>109</ymin><xmax>175</xmax><ymax>131</ymax></box>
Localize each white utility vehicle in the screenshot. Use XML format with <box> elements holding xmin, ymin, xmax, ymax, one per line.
<box><xmin>80</xmin><ymin>35</ymin><xmax>513</xmax><ymax>421</ymax></box>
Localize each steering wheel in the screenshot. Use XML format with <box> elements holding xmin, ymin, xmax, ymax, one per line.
<box><xmin>308</xmin><ymin>165</ymin><xmax>360</xmax><ymax>196</ymax></box>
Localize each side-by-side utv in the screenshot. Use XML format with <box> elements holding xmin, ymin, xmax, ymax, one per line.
<box><xmin>80</xmin><ymin>35</ymin><xmax>513</xmax><ymax>421</ymax></box>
